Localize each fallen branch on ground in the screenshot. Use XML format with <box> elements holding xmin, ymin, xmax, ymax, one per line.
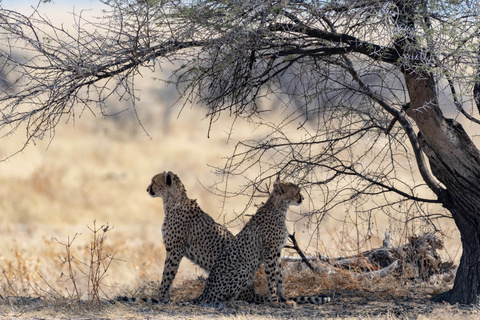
<box><xmin>283</xmin><ymin>232</ymin><xmax>455</xmax><ymax>280</ymax></box>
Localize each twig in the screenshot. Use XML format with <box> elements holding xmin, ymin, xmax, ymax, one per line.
<box><xmin>36</xmin><ymin>271</ymin><xmax>63</xmax><ymax>299</ymax></box>
<box><xmin>2</xmin><ymin>271</ymin><xmax>18</xmax><ymax>296</ymax></box>
<box><xmin>14</xmin><ymin>305</ymin><xmax>48</xmax><ymax>318</ymax></box>
<box><xmin>56</xmin><ymin>233</ymin><xmax>81</xmax><ymax>301</ymax></box>
<box><xmin>285</xmin><ymin>232</ymin><xmax>318</xmax><ymax>273</ymax></box>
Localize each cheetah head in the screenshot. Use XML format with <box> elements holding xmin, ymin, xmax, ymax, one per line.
<box><xmin>273</xmin><ymin>182</ymin><xmax>304</xmax><ymax>206</ymax></box>
<box><xmin>146</xmin><ymin>171</ymin><xmax>187</xmax><ymax>199</ymax></box>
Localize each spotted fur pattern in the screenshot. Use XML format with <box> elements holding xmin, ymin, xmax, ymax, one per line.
<box><xmin>192</xmin><ymin>182</ymin><xmax>332</xmax><ymax>307</ymax></box>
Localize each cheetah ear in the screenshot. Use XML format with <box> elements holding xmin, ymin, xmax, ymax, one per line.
<box><xmin>273</xmin><ymin>182</ymin><xmax>285</xmax><ymax>194</ymax></box>
<box><xmin>273</xmin><ymin>174</ymin><xmax>283</xmax><ymax>193</ymax></box>
<box><xmin>166</xmin><ymin>172</ymin><xmax>173</xmax><ymax>186</ymax></box>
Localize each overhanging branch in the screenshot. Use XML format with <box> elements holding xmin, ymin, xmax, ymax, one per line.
<box><xmin>268</xmin><ymin>23</ymin><xmax>400</xmax><ymax>64</ymax></box>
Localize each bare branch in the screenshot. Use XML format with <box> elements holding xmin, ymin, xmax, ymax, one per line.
<box><xmin>268</xmin><ymin>23</ymin><xmax>400</xmax><ymax>64</ymax></box>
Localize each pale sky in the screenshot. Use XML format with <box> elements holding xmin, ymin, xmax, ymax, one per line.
<box><xmin>1</xmin><ymin>0</ymin><xmax>108</xmax><ymax>24</ymax></box>
<box><xmin>1</xmin><ymin>0</ymin><xmax>106</xmax><ymax>14</ymax></box>
<box><xmin>2</xmin><ymin>0</ymin><xmax>99</xmax><ymax>7</ymax></box>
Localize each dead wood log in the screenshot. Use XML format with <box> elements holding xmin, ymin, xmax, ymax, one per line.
<box><xmin>355</xmin><ymin>260</ymin><xmax>399</xmax><ymax>279</ymax></box>
<box><xmin>282</xmin><ymin>232</ymin><xmax>455</xmax><ymax>280</ymax></box>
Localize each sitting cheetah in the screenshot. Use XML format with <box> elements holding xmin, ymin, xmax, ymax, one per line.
<box><xmin>192</xmin><ymin>181</ymin><xmax>331</xmax><ymax>307</ymax></box>
<box><xmin>146</xmin><ymin>171</ymin><xmax>233</xmax><ymax>302</ymax></box>
<box><xmin>118</xmin><ymin>171</ymin><xmax>261</xmax><ymax>304</ymax></box>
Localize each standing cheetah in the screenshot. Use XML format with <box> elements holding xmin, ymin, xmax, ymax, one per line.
<box><xmin>147</xmin><ymin>171</ymin><xmax>233</xmax><ymax>302</ymax></box>
<box><xmin>193</xmin><ymin>181</ymin><xmax>331</xmax><ymax>307</ymax></box>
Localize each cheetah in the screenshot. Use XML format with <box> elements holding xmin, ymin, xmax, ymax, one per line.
<box><xmin>145</xmin><ymin>171</ymin><xmax>233</xmax><ymax>302</ymax></box>
<box><xmin>118</xmin><ymin>171</ymin><xmax>261</xmax><ymax>304</ymax></box>
<box><xmin>192</xmin><ymin>181</ymin><xmax>331</xmax><ymax>307</ymax></box>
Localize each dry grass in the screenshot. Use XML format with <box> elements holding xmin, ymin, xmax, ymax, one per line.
<box><xmin>0</xmin><ymin>264</ymin><xmax>466</xmax><ymax>319</ymax></box>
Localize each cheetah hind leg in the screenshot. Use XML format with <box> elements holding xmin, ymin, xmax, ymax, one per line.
<box><xmin>236</xmin><ymin>285</ymin><xmax>266</xmax><ymax>304</ymax></box>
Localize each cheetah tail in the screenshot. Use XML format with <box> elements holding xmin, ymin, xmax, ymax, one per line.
<box><xmin>290</xmin><ymin>295</ymin><xmax>332</xmax><ymax>305</ymax></box>
<box><xmin>115</xmin><ymin>296</ymin><xmax>160</xmax><ymax>304</ymax></box>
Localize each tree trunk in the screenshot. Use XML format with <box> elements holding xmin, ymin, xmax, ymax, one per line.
<box><xmin>403</xmin><ymin>70</ymin><xmax>480</xmax><ymax>305</ymax></box>
<box><xmin>433</xmin><ymin>200</ymin><xmax>480</xmax><ymax>305</ymax></box>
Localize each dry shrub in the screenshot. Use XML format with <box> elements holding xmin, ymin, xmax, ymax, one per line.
<box><xmin>52</xmin><ymin>221</ymin><xmax>117</xmax><ymax>306</ymax></box>
<box><xmin>0</xmin><ymin>251</ymin><xmax>41</xmax><ymax>297</ymax></box>
<box><xmin>0</xmin><ymin>221</ymin><xmax>118</xmax><ymax>310</ymax></box>
<box><xmin>0</xmin><ymin>235</ymin><xmax>71</xmax><ymax>300</ymax></box>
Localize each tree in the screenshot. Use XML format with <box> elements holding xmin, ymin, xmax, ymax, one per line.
<box><xmin>1</xmin><ymin>0</ymin><xmax>480</xmax><ymax>305</ymax></box>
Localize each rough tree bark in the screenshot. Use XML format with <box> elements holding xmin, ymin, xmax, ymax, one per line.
<box><xmin>403</xmin><ymin>70</ymin><xmax>480</xmax><ymax>305</ymax></box>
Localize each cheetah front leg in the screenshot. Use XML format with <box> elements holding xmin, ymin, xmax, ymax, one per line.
<box><xmin>275</xmin><ymin>251</ymin><xmax>287</xmax><ymax>303</ymax></box>
<box><xmin>274</xmin><ymin>252</ymin><xmax>296</xmax><ymax>307</ymax></box>
<box><xmin>264</xmin><ymin>252</ymin><xmax>281</xmax><ymax>307</ymax></box>
<box><xmin>265</xmin><ymin>252</ymin><xmax>293</xmax><ymax>308</ymax></box>
<box><xmin>158</xmin><ymin>249</ymin><xmax>183</xmax><ymax>302</ymax></box>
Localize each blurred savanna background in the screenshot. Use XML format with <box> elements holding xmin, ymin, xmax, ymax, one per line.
<box><xmin>0</xmin><ymin>0</ymin><xmax>469</xmax><ymax>319</ymax></box>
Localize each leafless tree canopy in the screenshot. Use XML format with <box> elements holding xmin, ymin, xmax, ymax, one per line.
<box><xmin>2</xmin><ymin>0</ymin><xmax>476</xmax><ymax>190</ymax></box>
